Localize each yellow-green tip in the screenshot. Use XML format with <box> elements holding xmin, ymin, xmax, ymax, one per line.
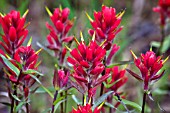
<box><xmin>45</xmin><ymin>6</ymin><xmax>53</xmax><ymax>17</ymax></box>
<box><xmin>80</xmin><ymin>31</ymin><xmax>84</xmax><ymax>42</ymax></box>
<box><xmin>130</xmin><ymin>50</ymin><xmax>137</xmax><ymax>59</ymax></box>
<box><xmin>65</xmin><ymin>45</ymin><xmax>72</xmax><ymax>52</ymax></box>
<box><xmin>22</xmin><ymin>9</ymin><xmax>29</xmax><ymax>18</ymax></box>
<box><xmin>163</xmin><ymin>56</ymin><xmax>169</xmax><ymax>64</ymax></box>
<box><xmin>85</xmin><ymin>11</ymin><xmax>93</xmax><ymax>22</ymax></box>
<box><xmin>116</xmin><ymin>8</ymin><xmax>125</xmax><ymax>18</ymax></box>
<box><xmin>36</xmin><ymin>48</ymin><xmax>43</xmax><ymax>54</ymax></box>
<box><xmin>74</xmin><ymin>37</ymin><xmax>80</xmax><ymax>45</ymax></box>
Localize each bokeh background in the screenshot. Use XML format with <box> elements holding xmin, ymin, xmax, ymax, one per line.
<box><xmin>0</xmin><ymin>0</ymin><xmax>170</xmax><ymax>113</ymax></box>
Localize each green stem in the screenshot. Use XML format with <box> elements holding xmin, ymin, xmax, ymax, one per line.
<box><xmin>141</xmin><ymin>92</ymin><xmax>147</xmax><ymax>113</ymax></box>
<box><xmin>51</xmin><ymin>90</ymin><xmax>58</xmax><ymax>113</ymax></box>
<box><xmin>60</xmin><ymin>92</ymin><xmax>64</xmax><ymax>113</ymax></box>
<box><xmin>11</xmin><ymin>85</ymin><xmax>17</xmax><ymax>113</ymax></box>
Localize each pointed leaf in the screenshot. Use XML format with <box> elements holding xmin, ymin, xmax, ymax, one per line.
<box><xmin>107</xmin><ymin>61</ymin><xmax>133</xmax><ymax>68</ymax></box>
<box><xmin>23</xmin><ymin>69</ymin><xmax>43</xmax><ymax>76</ymax></box>
<box><xmin>92</xmin><ymin>91</ymin><xmax>114</xmax><ymax>110</ymax></box>
<box><xmin>71</xmin><ymin>95</ymin><xmax>82</xmax><ymax>105</ymax></box>
<box><xmin>29</xmin><ymin>74</ymin><xmax>41</xmax><ymax>84</ymax></box>
<box><xmin>126</xmin><ymin>69</ymin><xmax>143</xmax><ymax>81</ymax></box>
<box><xmin>11</xmin><ymin>94</ymin><xmax>21</xmax><ymax>102</ymax></box>
<box><xmin>121</xmin><ymin>98</ymin><xmax>142</xmax><ymax>111</ymax></box>
<box><xmin>0</xmin><ymin>54</ymin><xmax>20</xmax><ymax>76</ymax></box>
<box><xmin>15</xmin><ymin>101</ymin><xmax>26</xmax><ymax>112</ymax></box>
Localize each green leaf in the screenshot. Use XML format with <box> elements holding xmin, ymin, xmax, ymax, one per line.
<box><xmin>92</xmin><ymin>91</ymin><xmax>114</xmax><ymax>110</ymax></box>
<box><xmin>122</xmin><ymin>99</ymin><xmax>142</xmax><ymax>111</ymax></box>
<box><xmin>53</xmin><ymin>96</ymin><xmax>65</xmax><ymax>105</ymax></box>
<box><xmin>0</xmin><ymin>54</ymin><xmax>20</xmax><ymax>76</ymax></box>
<box><xmin>151</xmin><ymin>41</ymin><xmax>160</xmax><ymax>48</ymax></box>
<box><xmin>40</xmin><ymin>85</ymin><xmax>54</xmax><ymax>98</ymax></box>
<box><xmin>107</xmin><ymin>61</ymin><xmax>133</xmax><ymax>68</ymax></box>
<box><xmin>71</xmin><ymin>95</ymin><xmax>82</xmax><ymax>105</ymax></box>
<box><xmin>11</xmin><ymin>94</ymin><xmax>21</xmax><ymax>102</ymax></box>
<box><xmin>36</xmin><ymin>42</ymin><xmax>54</xmax><ymax>56</ymax></box>
<box><xmin>54</xmin><ymin>99</ymin><xmax>66</xmax><ymax>113</ymax></box>
<box><xmin>15</xmin><ymin>101</ymin><xmax>26</xmax><ymax>112</ymax></box>
<box><xmin>29</xmin><ymin>74</ymin><xmax>41</xmax><ymax>84</ymax></box>
<box><xmin>23</xmin><ymin>69</ymin><xmax>43</xmax><ymax>76</ymax></box>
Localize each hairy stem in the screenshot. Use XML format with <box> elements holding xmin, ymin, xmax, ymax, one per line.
<box><xmin>141</xmin><ymin>92</ymin><xmax>147</xmax><ymax>113</ymax></box>
<box><xmin>51</xmin><ymin>90</ymin><xmax>58</xmax><ymax>113</ymax></box>
<box><xmin>11</xmin><ymin>84</ymin><xmax>17</xmax><ymax>113</ymax></box>
<box><xmin>60</xmin><ymin>92</ymin><xmax>64</xmax><ymax>113</ymax></box>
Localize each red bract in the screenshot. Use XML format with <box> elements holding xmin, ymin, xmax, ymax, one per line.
<box><xmin>126</xmin><ymin>50</ymin><xmax>168</xmax><ymax>91</ymax></box>
<box><xmin>46</xmin><ymin>7</ymin><xmax>74</xmax><ymax>52</ymax></box>
<box><xmin>67</xmin><ymin>37</ymin><xmax>109</xmax><ymax>94</ymax></box>
<box><xmin>87</xmin><ymin>5</ymin><xmax>124</xmax><ymax>50</ymax></box>
<box><xmin>53</xmin><ymin>69</ymin><xmax>69</xmax><ymax>89</ymax></box>
<box><xmin>70</xmin><ymin>104</ymin><xmax>101</xmax><ymax>113</ymax></box>
<box><xmin>0</xmin><ymin>10</ymin><xmax>29</xmax><ymax>54</ymax></box>
<box><xmin>105</xmin><ymin>66</ymin><xmax>128</xmax><ymax>92</ymax></box>
<box><xmin>153</xmin><ymin>0</ymin><xmax>170</xmax><ymax>26</ymax></box>
<box><xmin>5</xmin><ymin>46</ymin><xmax>39</xmax><ymax>84</ymax></box>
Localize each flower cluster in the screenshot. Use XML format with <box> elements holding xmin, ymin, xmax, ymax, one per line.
<box><xmin>70</xmin><ymin>103</ymin><xmax>101</xmax><ymax>113</ymax></box>
<box><xmin>67</xmin><ymin>36</ymin><xmax>109</xmax><ymax>95</ymax></box>
<box><xmin>153</xmin><ymin>0</ymin><xmax>170</xmax><ymax>26</ymax></box>
<box><xmin>46</xmin><ymin>7</ymin><xmax>74</xmax><ymax>62</ymax></box>
<box><xmin>53</xmin><ymin>69</ymin><xmax>69</xmax><ymax>89</ymax></box>
<box><xmin>0</xmin><ymin>10</ymin><xmax>29</xmax><ymax>55</ymax></box>
<box><xmin>87</xmin><ymin>5</ymin><xmax>124</xmax><ymax>50</ymax></box>
<box><xmin>127</xmin><ymin>50</ymin><xmax>168</xmax><ymax>91</ymax></box>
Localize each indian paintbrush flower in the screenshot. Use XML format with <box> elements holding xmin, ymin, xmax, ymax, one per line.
<box><xmin>45</xmin><ymin>7</ymin><xmax>74</xmax><ymax>53</ymax></box>
<box><xmin>53</xmin><ymin>69</ymin><xmax>69</xmax><ymax>89</ymax></box>
<box><xmin>70</xmin><ymin>101</ymin><xmax>103</xmax><ymax>113</ymax></box>
<box><xmin>67</xmin><ymin>34</ymin><xmax>110</xmax><ymax>95</ymax></box>
<box><xmin>153</xmin><ymin>0</ymin><xmax>170</xmax><ymax>26</ymax></box>
<box><xmin>0</xmin><ymin>10</ymin><xmax>29</xmax><ymax>55</ymax></box>
<box><xmin>2</xmin><ymin>46</ymin><xmax>40</xmax><ymax>84</ymax></box>
<box><xmin>126</xmin><ymin>50</ymin><xmax>169</xmax><ymax>91</ymax></box>
<box><xmin>87</xmin><ymin>5</ymin><xmax>124</xmax><ymax>50</ymax></box>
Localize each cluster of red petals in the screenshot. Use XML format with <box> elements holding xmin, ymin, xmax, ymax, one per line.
<box><xmin>0</xmin><ymin>10</ymin><xmax>28</xmax><ymax>54</ymax></box>
<box><xmin>67</xmin><ymin>40</ymin><xmax>109</xmax><ymax>94</ymax></box>
<box><xmin>53</xmin><ymin>69</ymin><xmax>69</xmax><ymax>89</ymax></box>
<box><xmin>5</xmin><ymin>46</ymin><xmax>39</xmax><ymax>84</ymax></box>
<box><xmin>70</xmin><ymin>104</ymin><xmax>101</xmax><ymax>113</ymax></box>
<box><xmin>46</xmin><ymin>7</ymin><xmax>74</xmax><ymax>51</ymax></box>
<box><xmin>105</xmin><ymin>66</ymin><xmax>128</xmax><ymax>92</ymax></box>
<box><xmin>127</xmin><ymin>51</ymin><xmax>165</xmax><ymax>91</ymax></box>
<box><xmin>88</xmin><ymin>5</ymin><xmax>123</xmax><ymax>50</ymax></box>
<box><xmin>153</xmin><ymin>0</ymin><xmax>170</xmax><ymax>26</ymax></box>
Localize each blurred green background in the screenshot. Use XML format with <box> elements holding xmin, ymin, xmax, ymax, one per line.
<box><xmin>0</xmin><ymin>0</ymin><xmax>170</xmax><ymax>113</ymax></box>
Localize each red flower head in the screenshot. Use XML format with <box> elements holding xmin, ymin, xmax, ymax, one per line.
<box><xmin>45</xmin><ymin>7</ymin><xmax>74</xmax><ymax>51</ymax></box>
<box><xmin>53</xmin><ymin>69</ymin><xmax>69</xmax><ymax>89</ymax></box>
<box><xmin>70</xmin><ymin>103</ymin><xmax>102</xmax><ymax>113</ymax></box>
<box><xmin>5</xmin><ymin>46</ymin><xmax>40</xmax><ymax>84</ymax></box>
<box><xmin>67</xmin><ymin>35</ymin><xmax>109</xmax><ymax>94</ymax></box>
<box><xmin>87</xmin><ymin>5</ymin><xmax>124</xmax><ymax>50</ymax></box>
<box><xmin>153</xmin><ymin>0</ymin><xmax>170</xmax><ymax>26</ymax></box>
<box><xmin>105</xmin><ymin>66</ymin><xmax>128</xmax><ymax>92</ymax></box>
<box><xmin>126</xmin><ymin>50</ymin><xmax>169</xmax><ymax>91</ymax></box>
<box><xmin>0</xmin><ymin>10</ymin><xmax>29</xmax><ymax>54</ymax></box>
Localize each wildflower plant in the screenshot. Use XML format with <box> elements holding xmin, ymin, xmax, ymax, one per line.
<box><xmin>0</xmin><ymin>1</ymin><xmax>169</xmax><ymax>113</ymax></box>
<box><xmin>0</xmin><ymin>10</ymin><xmax>42</xmax><ymax>113</ymax></box>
